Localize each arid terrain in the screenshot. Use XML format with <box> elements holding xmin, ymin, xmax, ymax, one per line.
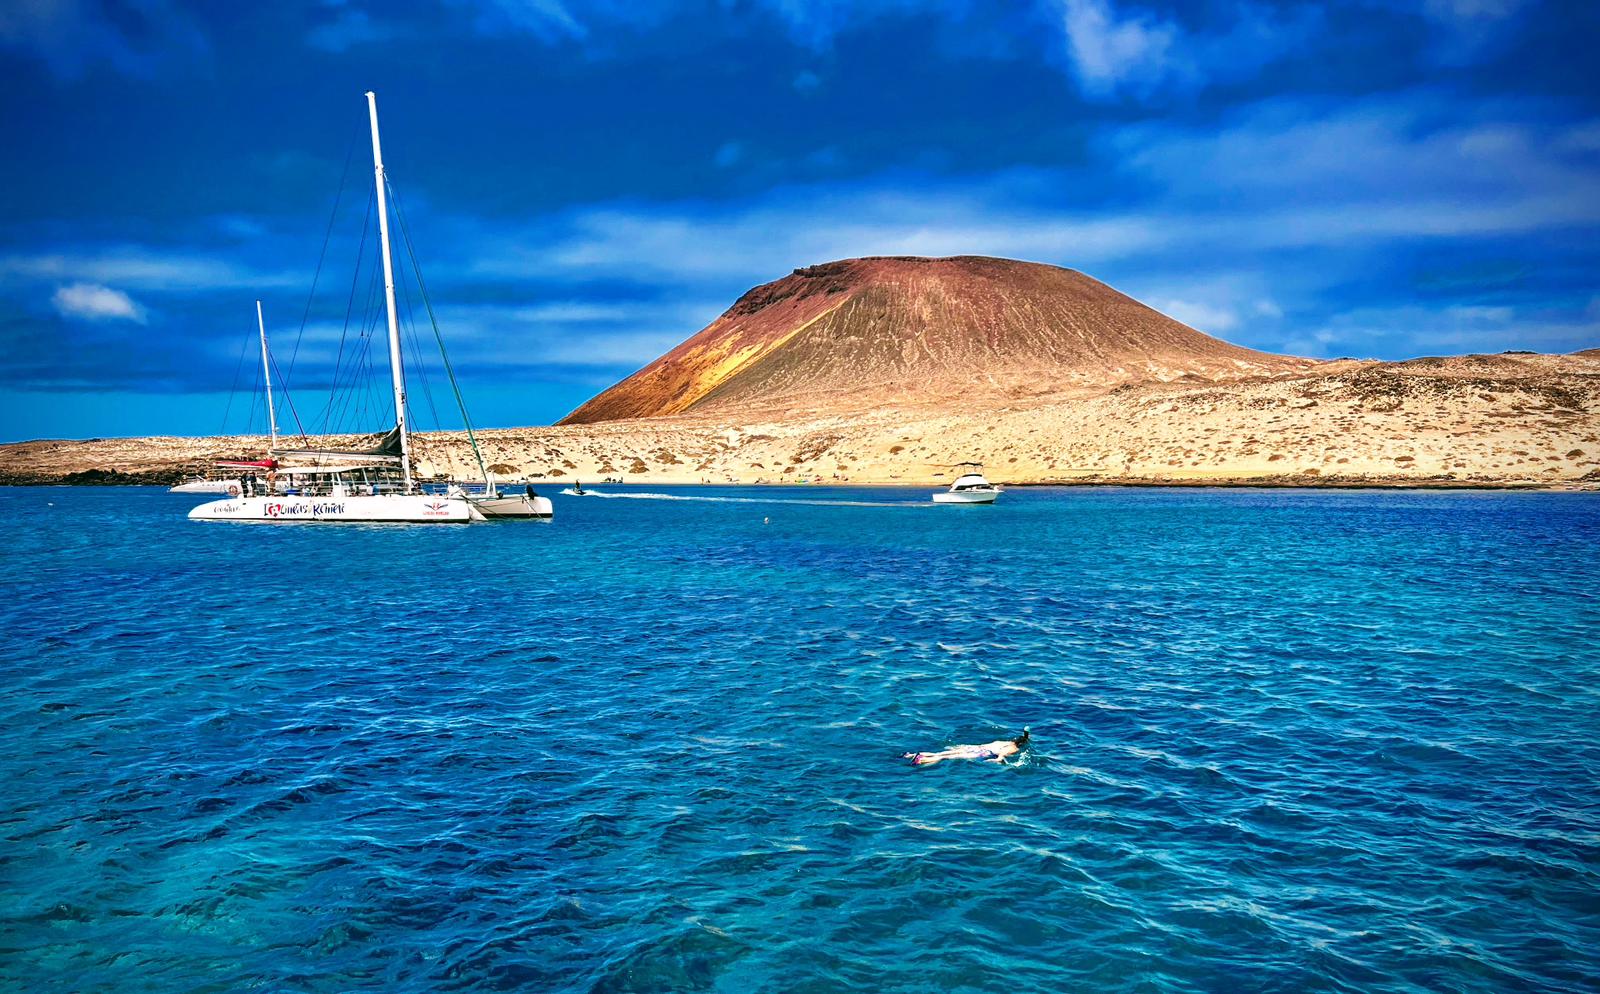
<box><xmin>4</xmin><ymin>256</ymin><xmax>1597</xmax><ymax>489</ymax></box>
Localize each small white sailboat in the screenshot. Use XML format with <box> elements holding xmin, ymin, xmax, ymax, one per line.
<box><xmin>932</xmin><ymin>462</ymin><xmax>1000</xmax><ymax>504</ymax></box>
<box><xmin>191</xmin><ymin>92</ymin><xmax>483</xmax><ymax>525</ymax></box>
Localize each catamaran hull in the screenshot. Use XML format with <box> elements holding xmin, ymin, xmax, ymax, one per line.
<box><xmin>188</xmin><ymin>494</ymin><xmax>476</xmax><ymax>523</ymax></box>
<box><xmin>932</xmin><ymin>489</ymin><xmax>999</xmax><ymax>504</ymax></box>
<box><xmin>466</xmin><ymin>495</ymin><xmax>554</xmax><ymax>519</ymax></box>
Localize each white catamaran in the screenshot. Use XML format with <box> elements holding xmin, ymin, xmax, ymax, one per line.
<box><xmin>190</xmin><ymin>92</ymin><xmax>550</xmax><ymax>523</ymax></box>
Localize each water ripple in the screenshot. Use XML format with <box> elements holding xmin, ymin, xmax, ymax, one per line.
<box><xmin>1</xmin><ymin>486</ymin><xmax>1597</xmax><ymax>992</ymax></box>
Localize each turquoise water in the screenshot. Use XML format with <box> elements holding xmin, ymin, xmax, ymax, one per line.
<box><xmin>2</xmin><ymin>485</ymin><xmax>1597</xmax><ymax>993</ymax></box>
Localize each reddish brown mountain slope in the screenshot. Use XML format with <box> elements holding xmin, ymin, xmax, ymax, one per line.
<box><xmin>561</xmin><ymin>255</ymin><xmax>1313</xmax><ymax>424</ymax></box>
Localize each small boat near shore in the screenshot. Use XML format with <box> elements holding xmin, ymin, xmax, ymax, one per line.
<box><xmin>932</xmin><ymin>462</ymin><xmax>1000</xmax><ymax>504</ymax></box>
<box><xmin>170</xmin><ymin>477</ymin><xmax>237</xmax><ymax>495</ymax></box>
<box><xmin>448</xmin><ymin>480</ymin><xmax>553</xmax><ymax>520</ymax></box>
<box><xmin>171</xmin><ymin>460</ymin><xmax>286</xmax><ymax>496</ymax></box>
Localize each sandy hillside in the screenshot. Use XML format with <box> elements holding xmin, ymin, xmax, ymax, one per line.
<box><xmin>5</xmin><ymin>351</ymin><xmax>1596</xmax><ymax>489</ymax></box>
<box><xmin>3</xmin><ymin>258</ymin><xmax>1596</xmax><ymax>489</ymax></box>
<box><xmin>563</xmin><ymin>256</ymin><xmax>1312</xmax><ymax>424</ymax></box>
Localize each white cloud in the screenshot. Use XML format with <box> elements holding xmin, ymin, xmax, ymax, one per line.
<box><xmin>461</xmin><ymin>115</ymin><xmax>1599</xmax><ymax>291</ymax></box>
<box><xmin>463</xmin><ymin>0</ymin><xmax>589</xmax><ymax>41</ymax></box>
<box><xmin>1044</xmin><ymin>0</ymin><xmax>1317</xmax><ymax>100</ymax></box>
<box><xmin>533</xmin><ymin>202</ymin><xmax>1155</xmax><ymax>281</ymax></box>
<box><xmin>1055</xmin><ymin>0</ymin><xmax>1177</xmax><ymax>97</ymax></box>
<box><xmin>1417</xmin><ymin>0</ymin><xmax>1533</xmax><ymax>63</ymax></box>
<box><xmin>1154</xmin><ymin>299</ymin><xmax>1238</xmax><ymax>333</ymax></box>
<box><xmin>1112</xmin><ymin>100</ymin><xmax>1600</xmax><ymax>237</ymax></box>
<box><xmin>0</xmin><ymin>248</ymin><xmax>300</xmax><ymax>291</ymax></box>
<box><xmin>306</xmin><ymin>8</ymin><xmax>391</xmax><ymax>53</ymax></box>
<box><xmin>421</xmin><ymin>299</ymin><xmax>726</xmax><ymax>369</ymax></box>
<box><xmin>0</xmin><ymin>0</ymin><xmax>207</xmax><ymax>78</ymax></box>
<box><xmin>1421</xmin><ymin>0</ymin><xmax>1529</xmax><ymax>23</ymax></box>
<box><xmin>1293</xmin><ymin>302</ymin><xmax>1598</xmax><ymax>358</ymax></box>
<box><xmin>438</xmin><ymin>93</ymin><xmax>1600</xmax><ymax>363</ymax></box>
<box><xmin>52</xmin><ymin>283</ymin><xmax>147</xmax><ymax>323</ymax></box>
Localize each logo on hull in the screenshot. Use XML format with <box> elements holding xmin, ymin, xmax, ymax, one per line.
<box><xmin>262</xmin><ymin>501</ymin><xmax>346</xmax><ymax>518</ymax></box>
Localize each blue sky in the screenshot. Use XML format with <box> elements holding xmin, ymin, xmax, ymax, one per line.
<box><xmin>2</xmin><ymin>0</ymin><xmax>1597</xmax><ymax>441</ymax></box>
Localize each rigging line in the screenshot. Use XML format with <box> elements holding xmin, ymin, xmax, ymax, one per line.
<box><xmin>266</xmin><ymin>349</ymin><xmax>309</xmax><ymax>445</ymax></box>
<box><xmin>318</xmin><ymin>185</ymin><xmax>375</xmax><ymax>435</ymax></box>
<box><xmin>245</xmin><ymin>344</ymin><xmax>262</xmax><ymax>439</ymax></box>
<box><xmin>395</xmin><ymin>242</ymin><xmax>442</xmax><ymax>430</ymax></box>
<box><xmin>366</xmin><ymin>254</ymin><xmax>387</xmax><ymax>428</ymax></box>
<box><xmin>387</xmin><ymin>178</ymin><xmax>489</xmax><ymax>482</ymax></box>
<box><xmin>360</xmin><ymin>293</ymin><xmax>383</xmax><ymax>433</ymax></box>
<box><xmin>218</xmin><ymin>325</ymin><xmax>254</xmax><ymax>435</ymax></box>
<box><xmin>347</xmin><ymin>256</ymin><xmax>386</xmax><ymax>435</ymax></box>
<box><xmin>393</xmin><ymin>254</ymin><xmax>432</xmax><ymax>428</ymax></box>
<box><xmin>286</xmin><ymin>134</ymin><xmax>358</xmax><ymax>383</ymax></box>
<box><xmin>332</xmin><ymin>257</ymin><xmax>382</xmax><ymax>436</ymax></box>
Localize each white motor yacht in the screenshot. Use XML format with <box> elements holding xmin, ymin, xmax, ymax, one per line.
<box><xmin>932</xmin><ymin>462</ymin><xmax>1000</xmax><ymax>504</ymax></box>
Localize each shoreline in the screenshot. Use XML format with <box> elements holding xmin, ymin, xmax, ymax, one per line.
<box><xmin>4</xmin><ymin>477</ymin><xmax>1590</xmax><ymax>493</ymax></box>
<box><xmin>5</xmin><ymin>351</ymin><xmax>1597</xmax><ymax>493</ymax></box>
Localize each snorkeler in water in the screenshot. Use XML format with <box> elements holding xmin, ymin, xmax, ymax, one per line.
<box><xmin>904</xmin><ymin>727</ymin><xmax>1029</xmax><ymax>766</ymax></box>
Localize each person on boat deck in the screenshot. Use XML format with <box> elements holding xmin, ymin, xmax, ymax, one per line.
<box><xmin>904</xmin><ymin>728</ymin><xmax>1029</xmax><ymax>766</ymax></box>
<box><xmin>242</xmin><ymin>472</ymin><xmax>255</xmax><ymax>497</ymax></box>
<box><xmin>525</xmin><ymin>484</ymin><xmax>536</xmax><ymax>498</ymax></box>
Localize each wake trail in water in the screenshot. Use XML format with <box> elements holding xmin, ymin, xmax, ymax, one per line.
<box><xmin>560</xmin><ymin>489</ymin><xmax>928</xmax><ymax>508</ymax></box>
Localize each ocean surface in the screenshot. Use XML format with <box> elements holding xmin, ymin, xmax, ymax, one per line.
<box><xmin>2</xmin><ymin>484</ymin><xmax>1597</xmax><ymax>993</ymax></box>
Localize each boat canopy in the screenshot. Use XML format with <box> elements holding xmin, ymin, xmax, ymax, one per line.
<box><xmin>216</xmin><ymin>459</ymin><xmax>279</xmax><ymax>469</ymax></box>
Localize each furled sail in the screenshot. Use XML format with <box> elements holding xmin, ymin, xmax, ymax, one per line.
<box><xmin>273</xmin><ymin>426</ymin><xmax>404</xmax><ymax>462</ymax></box>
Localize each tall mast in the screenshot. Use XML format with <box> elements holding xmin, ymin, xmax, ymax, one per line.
<box><xmin>365</xmin><ymin>90</ymin><xmax>412</xmax><ymax>492</ymax></box>
<box><xmin>256</xmin><ymin>299</ymin><xmax>279</xmax><ymax>451</ymax></box>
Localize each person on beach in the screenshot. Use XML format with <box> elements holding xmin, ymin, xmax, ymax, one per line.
<box><xmin>904</xmin><ymin>728</ymin><xmax>1029</xmax><ymax>766</ymax></box>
